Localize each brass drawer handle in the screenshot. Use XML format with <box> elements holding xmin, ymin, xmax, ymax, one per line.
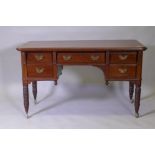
<box><xmin>36</xmin><ymin>67</ymin><xmax>45</xmax><ymax>74</ymax></box>
<box><xmin>35</xmin><ymin>54</ymin><xmax>44</xmax><ymax>61</ymax></box>
<box><xmin>118</xmin><ymin>54</ymin><xmax>128</xmax><ymax>60</ymax></box>
<box><xmin>91</xmin><ymin>55</ymin><xmax>100</xmax><ymax>61</ymax></box>
<box><xmin>118</xmin><ymin>68</ymin><xmax>128</xmax><ymax>74</ymax></box>
<box><xmin>63</xmin><ymin>55</ymin><xmax>72</xmax><ymax>61</ymax></box>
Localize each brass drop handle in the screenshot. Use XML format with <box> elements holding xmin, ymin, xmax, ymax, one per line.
<box><xmin>63</xmin><ymin>55</ymin><xmax>72</xmax><ymax>61</ymax></box>
<box><xmin>118</xmin><ymin>54</ymin><xmax>128</xmax><ymax>60</ymax></box>
<box><xmin>118</xmin><ymin>68</ymin><xmax>128</xmax><ymax>74</ymax></box>
<box><xmin>91</xmin><ymin>55</ymin><xmax>100</xmax><ymax>61</ymax></box>
<box><xmin>36</xmin><ymin>67</ymin><xmax>45</xmax><ymax>74</ymax></box>
<box><xmin>35</xmin><ymin>54</ymin><xmax>44</xmax><ymax>61</ymax></box>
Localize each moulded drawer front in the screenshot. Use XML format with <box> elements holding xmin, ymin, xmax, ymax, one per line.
<box><xmin>109</xmin><ymin>65</ymin><xmax>137</xmax><ymax>79</ymax></box>
<box><xmin>27</xmin><ymin>53</ymin><xmax>52</xmax><ymax>64</ymax></box>
<box><xmin>57</xmin><ymin>53</ymin><xmax>105</xmax><ymax>64</ymax></box>
<box><xmin>110</xmin><ymin>52</ymin><xmax>137</xmax><ymax>64</ymax></box>
<box><xmin>27</xmin><ymin>65</ymin><xmax>53</xmax><ymax>77</ymax></box>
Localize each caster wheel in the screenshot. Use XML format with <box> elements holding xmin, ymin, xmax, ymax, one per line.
<box><xmin>135</xmin><ymin>113</ymin><xmax>139</xmax><ymax>118</ymax></box>
<box><xmin>26</xmin><ymin>114</ymin><xmax>29</xmax><ymax>119</ymax></box>
<box><xmin>54</xmin><ymin>81</ymin><xmax>57</xmax><ymax>86</ymax></box>
<box><xmin>130</xmin><ymin>99</ymin><xmax>134</xmax><ymax>104</ymax></box>
<box><xmin>34</xmin><ymin>99</ymin><xmax>38</xmax><ymax>104</ymax></box>
<box><xmin>105</xmin><ymin>81</ymin><xmax>109</xmax><ymax>86</ymax></box>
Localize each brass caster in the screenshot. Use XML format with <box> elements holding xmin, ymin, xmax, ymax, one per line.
<box><xmin>34</xmin><ymin>99</ymin><xmax>38</xmax><ymax>104</ymax></box>
<box><xmin>26</xmin><ymin>114</ymin><xmax>29</xmax><ymax>119</ymax></box>
<box><xmin>135</xmin><ymin>113</ymin><xmax>139</xmax><ymax>118</ymax></box>
<box><xmin>105</xmin><ymin>81</ymin><xmax>109</xmax><ymax>86</ymax></box>
<box><xmin>130</xmin><ymin>99</ymin><xmax>134</xmax><ymax>104</ymax></box>
<box><xmin>54</xmin><ymin>81</ymin><xmax>57</xmax><ymax>86</ymax></box>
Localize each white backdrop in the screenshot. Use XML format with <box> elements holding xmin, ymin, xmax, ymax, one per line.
<box><xmin>0</xmin><ymin>26</ymin><xmax>155</xmax><ymax>128</ymax></box>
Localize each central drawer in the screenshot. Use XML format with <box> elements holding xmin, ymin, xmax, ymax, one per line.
<box><xmin>27</xmin><ymin>64</ymin><xmax>53</xmax><ymax>78</ymax></box>
<box><xmin>57</xmin><ymin>53</ymin><xmax>105</xmax><ymax>64</ymax></box>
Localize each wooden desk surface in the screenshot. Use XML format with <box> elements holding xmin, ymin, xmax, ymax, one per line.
<box><xmin>17</xmin><ymin>40</ymin><xmax>146</xmax><ymax>52</ymax></box>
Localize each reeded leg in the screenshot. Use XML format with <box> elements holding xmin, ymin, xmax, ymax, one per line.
<box><xmin>23</xmin><ymin>83</ymin><xmax>29</xmax><ymax>118</ymax></box>
<box><xmin>134</xmin><ymin>81</ymin><xmax>141</xmax><ymax>118</ymax></box>
<box><xmin>32</xmin><ymin>81</ymin><xmax>37</xmax><ymax>104</ymax></box>
<box><xmin>54</xmin><ymin>80</ymin><xmax>57</xmax><ymax>86</ymax></box>
<box><xmin>129</xmin><ymin>81</ymin><xmax>134</xmax><ymax>103</ymax></box>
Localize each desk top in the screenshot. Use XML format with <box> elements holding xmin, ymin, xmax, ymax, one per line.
<box><xmin>17</xmin><ymin>40</ymin><xmax>147</xmax><ymax>52</ymax></box>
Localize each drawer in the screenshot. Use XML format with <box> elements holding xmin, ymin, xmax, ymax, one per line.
<box><xmin>109</xmin><ymin>65</ymin><xmax>137</xmax><ymax>79</ymax></box>
<box><xmin>57</xmin><ymin>53</ymin><xmax>105</xmax><ymax>64</ymax></box>
<box><xmin>27</xmin><ymin>65</ymin><xmax>53</xmax><ymax>78</ymax></box>
<box><xmin>110</xmin><ymin>52</ymin><xmax>137</xmax><ymax>64</ymax></box>
<box><xmin>27</xmin><ymin>53</ymin><xmax>52</xmax><ymax>64</ymax></box>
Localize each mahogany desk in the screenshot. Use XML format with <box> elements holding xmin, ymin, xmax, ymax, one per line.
<box><xmin>17</xmin><ymin>40</ymin><xmax>147</xmax><ymax>118</ymax></box>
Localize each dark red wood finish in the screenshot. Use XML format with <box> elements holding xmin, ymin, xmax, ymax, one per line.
<box><xmin>17</xmin><ymin>40</ymin><xmax>147</xmax><ymax>118</ymax></box>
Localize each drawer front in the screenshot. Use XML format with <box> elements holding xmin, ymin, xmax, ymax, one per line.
<box><xmin>27</xmin><ymin>53</ymin><xmax>52</xmax><ymax>64</ymax></box>
<box><xmin>109</xmin><ymin>65</ymin><xmax>137</xmax><ymax>79</ymax></box>
<box><xmin>27</xmin><ymin>65</ymin><xmax>53</xmax><ymax>77</ymax></box>
<box><xmin>110</xmin><ymin>52</ymin><xmax>137</xmax><ymax>64</ymax></box>
<box><xmin>57</xmin><ymin>53</ymin><xmax>105</xmax><ymax>64</ymax></box>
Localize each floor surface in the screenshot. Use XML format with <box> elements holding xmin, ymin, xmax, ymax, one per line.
<box><xmin>0</xmin><ymin>81</ymin><xmax>155</xmax><ymax>129</ymax></box>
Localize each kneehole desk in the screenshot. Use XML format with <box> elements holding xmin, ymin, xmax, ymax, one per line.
<box><xmin>17</xmin><ymin>40</ymin><xmax>147</xmax><ymax>118</ymax></box>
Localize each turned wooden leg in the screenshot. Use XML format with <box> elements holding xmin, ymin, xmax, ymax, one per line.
<box><xmin>32</xmin><ymin>81</ymin><xmax>37</xmax><ymax>104</ymax></box>
<box><xmin>134</xmin><ymin>81</ymin><xmax>141</xmax><ymax>118</ymax></box>
<box><xmin>129</xmin><ymin>81</ymin><xmax>134</xmax><ymax>103</ymax></box>
<box><xmin>23</xmin><ymin>83</ymin><xmax>29</xmax><ymax>118</ymax></box>
<box><xmin>54</xmin><ymin>80</ymin><xmax>57</xmax><ymax>86</ymax></box>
